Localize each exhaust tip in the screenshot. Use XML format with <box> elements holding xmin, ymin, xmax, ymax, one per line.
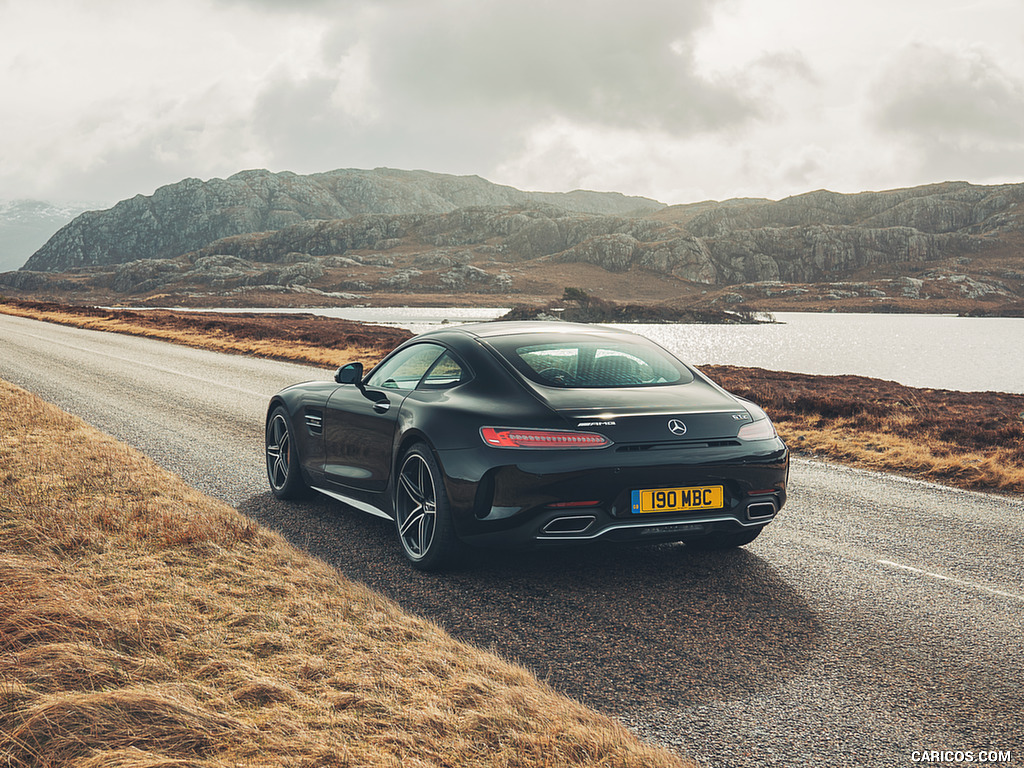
<box><xmin>542</xmin><ymin>515</ymin><xmax>597</xmax><ymax>534</ymax></box>
<box><xmin>746</xmin><ymin>501</ymin><xmax>776</xmax><ymax>520</ymax></box>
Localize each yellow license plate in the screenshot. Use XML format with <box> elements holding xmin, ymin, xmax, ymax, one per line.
<box><xmin>631</xmin><ymin>485</ymin><xmax>724</xmax><ymax>514</ymax></box>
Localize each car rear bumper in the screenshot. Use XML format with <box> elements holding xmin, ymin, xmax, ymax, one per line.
<box><xmin>467</xmin><ymin>500</ymin><xmax>781</xmax><ymax>548</ymax></box>
<box><xmin>438</xmin><ymin>438</ymin><xmax>789</xmax><ymax>548</ymax></box>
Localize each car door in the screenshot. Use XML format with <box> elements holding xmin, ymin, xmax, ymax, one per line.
<box><xmin>322</xmin><ymin>343</ymin><xmax>446</xmax><ymax>493</ymax></box>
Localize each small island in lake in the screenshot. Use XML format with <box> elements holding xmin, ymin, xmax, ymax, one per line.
<box><xmin>497</xmin><ymin>287</ymin><xmax>775</xmax><ymax>324</ymax></box>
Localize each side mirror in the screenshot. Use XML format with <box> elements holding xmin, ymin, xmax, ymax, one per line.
<box><xmin>335</xmin><ymin>362</ymin><xmax>364</xmax><ymax>385</ymax></box>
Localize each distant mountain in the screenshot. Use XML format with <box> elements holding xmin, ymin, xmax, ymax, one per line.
<box><xmin>111</xmin><ymin>179</ymin><xmax>1024</xmax><ymax>288</ymax></box>
<box><xmin>0</xmin><ymin>200</ymin><xmax>96</xmax><ymax>272</ymax></box>
<box><xmin>22</xmin><ymin>168</ymin><xmax>665</xmax><ymax>272</ymax></box>
<box><xmin>7</xmin><ymin>174</ymin><xmax>1023</xmax><ymax>315</ymax></box>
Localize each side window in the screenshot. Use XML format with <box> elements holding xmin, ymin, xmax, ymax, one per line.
<box><xmin>365</xmin><ymin>344</ymin><xmax>445</xmax><ymax>390</ymax></box>
<box><xmin>419</xmin><ymin>352</ymin><xmax>468</xmax><ymax>389</ymax></box>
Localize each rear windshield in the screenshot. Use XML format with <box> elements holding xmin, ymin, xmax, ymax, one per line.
<box><xmin>487</xmin><ymin>334</ymin><xmax>694</xmax><ymax>388</ymax></box>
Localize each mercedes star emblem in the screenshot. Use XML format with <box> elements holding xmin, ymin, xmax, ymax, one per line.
<box><xmin>667</xmin><ymin>419</ymin><xmax>687</xmax><ymax>436</ymax></box>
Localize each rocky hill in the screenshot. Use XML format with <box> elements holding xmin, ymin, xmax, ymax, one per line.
<box><xmin>673</xmin><ymin>182</ymin><xmax>1024</xmax><ymax>235</ymax></box>
<box><xmin>21</xmin><ymin>168</ymin><xmax>664</xmax><ymax>272</ymax></box>
<box><xmin>7</xmin><ymin>175</ymin><xmax>1024</xmax><ymax>315</ymax></box>
<box><xmin>177</xmin><ymin>200</ymin><xmax>986</xmax><ymax>284</ymax></box>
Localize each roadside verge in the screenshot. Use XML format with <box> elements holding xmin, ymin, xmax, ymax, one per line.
<box><xmin>0</xmin><ymin>377</ymin><xmax>689</xmax><ymax>768</ymax></box>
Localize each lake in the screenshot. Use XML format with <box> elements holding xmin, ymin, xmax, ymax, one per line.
<box><xmin>182</xmin><ymin>307</ymin><xmax>1024</xmax><ymax>394</ymax></box>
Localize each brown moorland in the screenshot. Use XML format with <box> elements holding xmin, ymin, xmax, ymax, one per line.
<box><xmin>0</xmin><ymin>378</ymin><xmax>691</xmax><ymax>768</ymax></box>
<box><xmin>0</xmin><ymin>298</ymin><xmax>412</xmax><ymax>369</ymax></box>
<box><xmin>2</xmin><ymin>297</ymin><xmax>1022</xmax><ymax>495</ymax></box>
<box><xmin>706</xmin><ymin>366</ymin><xmax>1024</xmax><ymax>495</ymax></box>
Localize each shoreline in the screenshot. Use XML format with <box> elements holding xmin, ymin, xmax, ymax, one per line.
<box><xmin>4</xmin><ymin>279</ymin><xmax>1024</xmax><ymax>317</ymax></box>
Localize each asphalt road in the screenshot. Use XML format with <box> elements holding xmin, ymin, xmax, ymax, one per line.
<box><xmin>2</xmin><ymin>312</ymin><xmax>1022</xmax><ymax>767</ymax></box>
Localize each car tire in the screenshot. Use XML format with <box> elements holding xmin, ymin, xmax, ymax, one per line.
<box><xmin>394</xmin><ymin>443</ymin><xmax>463</xmax><ymax>571</ymax></box>
<box><xmin>686</xmin><ymin>527</ymin><xmax>763</xmax><ymax>550</ymax></box>
<box><xmin>266</xmin><ymin>406</ymin><xmax>309</xmax><ymax>500</ymax></box>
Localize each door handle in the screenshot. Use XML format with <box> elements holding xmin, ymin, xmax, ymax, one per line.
<box><xmin>372</xmin><ymin>400</ymin><xmax>390</xmax><ymax>413</ymax></box>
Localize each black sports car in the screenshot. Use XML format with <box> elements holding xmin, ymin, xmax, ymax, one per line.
<box><xmin>266</xmin><ymin>321</ymin><xmax>789</xmax><ymax>570</ymax></box>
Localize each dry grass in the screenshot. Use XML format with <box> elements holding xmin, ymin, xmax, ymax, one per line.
<box><xmin>776</xmin><ymin>423</ymin><xmax>1024</xmax><ymax>491</ymax></box>
<box><xmin>708</xmin><ymin>365</ymin><xmax>1024</xmax><ymax>495</ymax></box>
<box><xmin>0</xmin><ymin>298</ymin><xmax>412</xmax><ymax>369</ymax></box>
<box><xmin>0</xmin><ymin>379</ymin><xmax>690</xmax><ymax>768</ymax></box>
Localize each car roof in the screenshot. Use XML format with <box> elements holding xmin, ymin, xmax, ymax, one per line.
<box><xmin>421</xmin><ymin>320</ymin><xmax>640</xmax><ymax>340</ymax></box>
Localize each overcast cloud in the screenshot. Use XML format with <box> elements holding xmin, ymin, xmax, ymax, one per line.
<box><xmin>2</xmin><ymin>0</ymin><xmax>1024</xmax><ymax>206</ymax></box>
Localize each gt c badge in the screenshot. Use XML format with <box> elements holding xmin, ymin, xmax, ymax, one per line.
<box><xmin>667</xmin><ymin>419</ymin><xmax>687</xmax><ymax>436</ymax></box>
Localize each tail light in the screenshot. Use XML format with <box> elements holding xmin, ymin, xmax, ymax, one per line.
<box><xmin>480</xmin><ymin>427</ymin><xmax>612</xmax><ymax>449</ymax></box>
<box><xmin>737</xmin><ymin>418</ymin><xmax>777</xmax><ymax>441</ymax></box>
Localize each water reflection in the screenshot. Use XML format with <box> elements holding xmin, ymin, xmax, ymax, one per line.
<box><xmin>396</xmin><ymin>310</ymin><xmax>1021</xmax><ymax>394</ymax></box>
<box><xmin>183</xmin><ymin>306</ymin><xmax>1024</xmax><ymax>393</ymax></box>
<box><xmin>637</xmin><ymin>312</ymin><xmax>1023</xmax><ymax>394</ymax></box>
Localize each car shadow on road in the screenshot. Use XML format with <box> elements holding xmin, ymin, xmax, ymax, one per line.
<box><xmin>239</xmin><ymin>491</ymin><xmax>823</xmax><ymax>714</ymax></box>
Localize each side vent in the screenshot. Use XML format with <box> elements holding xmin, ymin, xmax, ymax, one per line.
<box><xmin>304</xmin><ymin>409</ymin><xmax>323</xmax><ymax>436</ymax></box>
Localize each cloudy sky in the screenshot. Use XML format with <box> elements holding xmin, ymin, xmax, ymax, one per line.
<box><xmin>2</xmin><ymin>0</ymin><xmax>1024</xmax><ymax>207</ymax></box>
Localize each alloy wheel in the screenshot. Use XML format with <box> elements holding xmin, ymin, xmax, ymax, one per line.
<box><xmin>396</xmin><ymin>452</ymin><xmax>437</xmax><ymax>559</ymax></box>
<box><xmin>266</xmin><ymin>413</ymin><xmax>291</xmax><ymax>492</ymax></box>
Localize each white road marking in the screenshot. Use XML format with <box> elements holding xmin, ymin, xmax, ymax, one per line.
<box><xmin>878</xmin><ymin>559</ymin><xmax>1024</xmax><ymax>602</ymax></box>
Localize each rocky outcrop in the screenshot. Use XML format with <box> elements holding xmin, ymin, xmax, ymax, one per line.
<box><xmin>637</xmin><ymin>237</ymin><xmax>717</xmax><ymax>283</ymax></box>
<box><xmin>534</xmin><ymin>215</ymin><xmax>975</xmax><ymax>284</ymax></box>
<box><xmin>556</xmin><ymin>233</ymin><xmax>640</xmax><ymax>272</ymax></box>
<box><xmin>700</xmin><ymin>224</ymin><xmax>978</xmax><ymax>284</ymax></box>
<box><xmin>499</xmin><ymin>289</ymin><xmax>770</xmax><ymax>324</ymax></box>
<box><xmin>111</xmin><ymin>259</ymin><xmax>180</xmax><ymax>293</ymax></box>
<box><xmin>23</xmin><ymin>169</ymin><xmax>664</xmax><ymax>272</ymax></box>
<box><xmin>682</xmin><ymin>182</ymin><xmax>1024</xmax><ymax>237</ymax></box>
<box><xmin>0</xmin><ymin>270</ymin><xmax>81</xmax><ymax>292</ymax></box>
